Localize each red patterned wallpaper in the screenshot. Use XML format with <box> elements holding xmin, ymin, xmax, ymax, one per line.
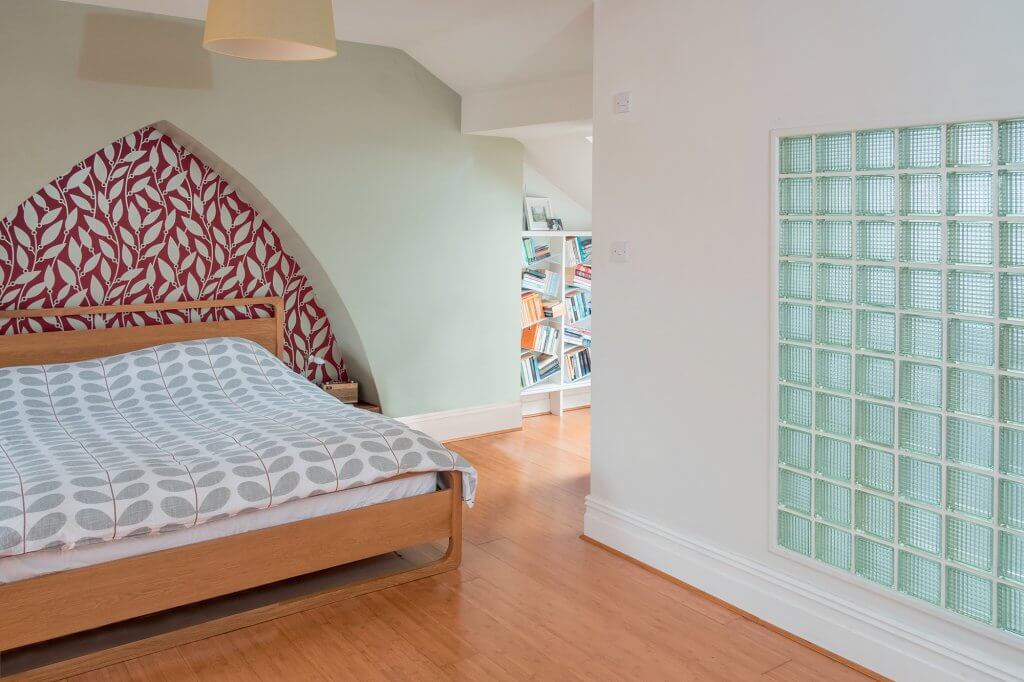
<box><xmin>0</xmin><ymin>125</ymin><xmax>347</xmax><ymax>383</ymax></box>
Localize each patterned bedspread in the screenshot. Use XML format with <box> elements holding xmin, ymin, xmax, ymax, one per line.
<box><xmin>0</xmin><ymin>337</ymin><xmax>476</xmax><ymax>558</ymax></box>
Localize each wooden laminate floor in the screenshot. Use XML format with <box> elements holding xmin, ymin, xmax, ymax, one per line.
<box><xmin>70</xmin><ymin>410</ymin><xmax>873</xmax><ymax>681</ymax></box>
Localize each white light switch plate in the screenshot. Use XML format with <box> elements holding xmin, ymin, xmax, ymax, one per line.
<box><xmin>610</xmin><ymin>241</ymin><xmax>629</xmax><ymax>263</ymax></box>
<box><xmin>613</xmin><ymin>92</ymin><xmax>632</xmax><ymax>114</ymax></box>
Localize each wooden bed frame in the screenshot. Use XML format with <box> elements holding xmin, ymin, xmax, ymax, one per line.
<box><xmin>0</xmin><ymin>298</ymin><xmax>463</xmax><ymax>681</ymax></box>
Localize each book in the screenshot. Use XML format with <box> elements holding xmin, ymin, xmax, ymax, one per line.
<box><xmin>565</xmin><ymin>289</ymin><xmax>592</xmax><ymax>324</ymax></box>
<box><xmin>543</xmin><ymin>300</ymin><xmax>565</xmax><ymax>319</ymax></box>
<box><xmin>521</xmin><ymin>237</ymin><xmax>551</xmax><ymax>266</ymax></box>
<box><xmin>566</xmin><ymin>236</ymin><xmax>592</xmax><ymax>266</ymax></box>
<box><xmin>563</xmin><ymin>326</ymin><xmax>592</xmax><ymax>348</ymax></box>
<box><xmin>521</xmin><ymin>324</ymin><xmax>560</xmax><ymax>355</ymax></box>
<box><xmin>521</xmin><ymin>291</ymin><xmax>544</xmax><ymax>328</ymax></box>
<box><xmin>521</xmin><ymin>267</ymin><xmax>561</xmax><ymax>297</ymax></box>
<box><xmin>565</xmin><ymin>264</ymin><xmax>591</xmax><ymax>291</ymax></box>
<box><xmin>521</xmin><ymin>351</ymin><xmax>561</xmax><ymax>387</ymax></box>
<box><xmin>564</xmin><ymin>346</ymin><xmax>591</xmax><ymax>382</ymax></box>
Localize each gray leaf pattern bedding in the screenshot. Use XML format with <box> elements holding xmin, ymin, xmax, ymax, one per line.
<box><xmin>0</xmin><ymin>337</ymin><xmax>476</xmax><ymax>558</ymax></box>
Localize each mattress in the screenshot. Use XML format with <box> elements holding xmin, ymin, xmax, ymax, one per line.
<box><xmin>0</xmin><ymin>337</ymin><xmax>477</xmax><ymax>561</ymax></box>
<box><xmin>0</xmin><ymin>472</ymin><xmax>438</xmax><ymax>583</ymax></box>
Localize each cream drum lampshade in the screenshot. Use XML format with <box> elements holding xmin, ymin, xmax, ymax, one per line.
<box><xmin>203</xmin><ymin>0</ymin><xmax>337</xmax><ymax>61</ymax></box>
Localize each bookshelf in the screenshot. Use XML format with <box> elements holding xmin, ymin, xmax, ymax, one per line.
<box><xmin>520</xmin><ymin>230</ymin><xmax>592</xmax><ymax>416</ymax></box>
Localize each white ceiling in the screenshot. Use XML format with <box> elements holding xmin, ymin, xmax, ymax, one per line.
<box><xmin>61</xmin><ymin>0</ymin><xmax>594</xmax><ymax>95</ymax></box>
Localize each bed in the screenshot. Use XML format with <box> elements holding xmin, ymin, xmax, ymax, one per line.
<box><xmin>0</xmin><ymin>297</ymin><xmax>476</xmax><ymax>680</ymax></box>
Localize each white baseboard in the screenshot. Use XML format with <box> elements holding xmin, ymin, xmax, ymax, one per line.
<box><xmin>521</xmin><ymin>387</ymin><xmax>591</xmax><ymax>416</ymax></box>
<box><xmin>584</xmin><ymin>497</ymin><xmax>1023</xmax><ymax>682</ymax></box>
<box><xmin>397</xmin><ymin>401</ymin><xmax>522</xmax><ymax>443</ymax></box>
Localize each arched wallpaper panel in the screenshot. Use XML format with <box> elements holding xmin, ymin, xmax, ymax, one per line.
<box><xmin>0</xmin><ymin>125</ymin><xmax>347</xmax><ymax>383</ymax></box>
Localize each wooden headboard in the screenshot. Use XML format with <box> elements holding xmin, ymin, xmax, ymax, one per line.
<box><xmin>0</xmin><ymin>297</ymin><xmax>285</xmax><ymax>369</ymax></box>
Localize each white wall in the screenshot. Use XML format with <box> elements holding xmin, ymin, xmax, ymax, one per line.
<box><xmin>524</xmin><ymin>163</ymin><xmax>591</xmax><ymax>231</ymax></box>
<box><xmin>523</xmin><ymin>132</ymin><xmax>594</xmax><ymax>213</ymax></box>
<box><xmin>587</xmin><ymin>0</ymin><xmax>1024</xmax><ymax>678</ymax></box>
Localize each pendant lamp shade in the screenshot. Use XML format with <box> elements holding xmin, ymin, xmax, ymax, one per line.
<box><xmin>203</xmin><ymin>0</ymin><xmax>337</xmax><ymax>61</ymax></box>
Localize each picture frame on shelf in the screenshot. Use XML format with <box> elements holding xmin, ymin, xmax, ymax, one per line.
<box><xmin>547</xmin><ymin>218</ymin><xmax>564</xmax><ymax>231</ymax></box>
<box><xmin>524</xmin><ymin>196</ymin><xmax>553</xmax><ymax>231</ymax></box>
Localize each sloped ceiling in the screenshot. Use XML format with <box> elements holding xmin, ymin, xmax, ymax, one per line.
<box><xmin>60</xmin><ymin>0</ymin><xmax>593</xmax><ymax>95</ymax></box>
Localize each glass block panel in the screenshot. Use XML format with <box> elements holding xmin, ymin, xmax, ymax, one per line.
<box><xmin>998</xmin><ymin>531</ymin><xmax>1024</xmax><ymax>584</ymax></box>
<box><xmin>856</xmin><ymin>491</ymin><xmax>894</xmax><ymax>541</ymax></box>
<box><xmin>900</xmin><ymin>221</ymin><xmax>943</xmax><ymax>263</ymax></box>
<box><xmin>857</xmin><ymin>221</ymin><xmax>896</xmax><ymax>261</ymax></box>
<box><xmin>816</xmin><ymin>132</ymin><xmax>851</xmax><ymax>172</ymax></box>
<box><xmin>816</xmin><ymin>306</ymin><xmax>852</xmax><ymax>347</ymax></box>
<box><xmin>816</xmin><ymin>263</ymin><xmax>852</xmax><ymax>303</ymax></box>
<box><xmin>815</xmin><ymin>479</ymin><xmax>852</xmax><ymax>526</ymax></box>
<box><xmin>856</xmin><ymin>175</ymin><xmax>896</xmax><ymax>216</ymax></box>
<box><xmin>998</xmin><ymin>119</ymin><xmax>1024</xmax><ymax>165</ymax></box>
<box><xmin>946</xmin><ymin>417</ymin><xmax>994</xmax><ymax>470</ymax></box>
<box><xmin>816</xmin><ymin>349</ymin><xmax>852</xmax><ymax>393</ymax></box>
<box><xmin>858</xmin><ymin>265</ymin><xmax>897</xmax><ymax>307</ymax></box>
<box><xmin>856</xmin><ymin>129</ymin><xmax>895</xmax><ymax>170</ymax></box>
<box><xmin>947</xmin><ymin>172</ymin><xmax>993</xmax><ymax>216</ymax></box>
<box><xmin>780</xmin><ymin>302</ymin><xmax>812</xmax><ymax>342</ymax></box>
<box><xmin>997</xmin><ymin>583</ymin><xmax>1024</xmax><ymax>637</ymax></box>
<box><xmin>815</xmin><ymin>523</ymin><xmax>852</xmax><ymax>570</ymax></box>
<box><xmin>947</xmin><ymin>517</ymin><xmax>993</xmax><ymax>572</ymax></box>
<box><xmin>899</xmin><ymin>503</ymin><xmax>942</xmax><ymax>555</ymax></box>
<box><xmin>947</xmin><ymin>270</ymin><xmax>995</xmax><ymax>317</ymax></box>
<box><xmin>899</xmin><ymin>361</ymin><xmax>942</xmax><ymax>408</ymax></box>
<box><xmin>898</xmin><ymin>551</ymin><xmax>942</xmax><ymax>605</ymax></box>
<box><xmin>815</xmin><ymin>435</ymin><xmax>851</xmax><ymax>482</ymax></box>
<box><xmin>778</xmin><ymin>468</ymin><xmax>812</xmax><ymax>514</ymax></box>
<box><xmin>858</xmin><ymin>310</ymin><xmax>897</xmax><ymax>353</ymax></box>
<box><xmin>779</xmin><ymin>344</ymin><xmax>812</xmax><ymax>385</ymax></box>
<box><xmin>779</xmin><ymin>385</ymin><xmax>812</xmax><ymax>428</ymax></box>
<box><xmin>899</xmin><ymin>174</ymin><xmax>942</xmax><ymax>215</ymax></box>
<box><xmin>1000</xmin><ymin>273</ymin><xmax>1024</xmax><ymax>320</ymax></box>
<box><xmin>899</xmin><ymin>125</ymin><xmax>942</xmax><ymax>169</ymax></box>
<box><xmin>947</xmin><ymin>467</ymin><xmax>994</xmax><ymax>519</ymax></box>
<box><xmin>900</xmin><ymin>268</ymin><xmax>942</xmax><ymax>312</ymax></box>
<box><xmin>779</xmin><ymin>426</ymin><xmax>812</xmax><ymax>471</ymax></box>
<box><xmin>817</xmin><ymin>176</ymin><xmax>852</xmax><ymax>215</ymax></box>
<box><xmin>947</xmin><ymin>122</ymin><xmax>993</xmax><ymax>167</ymax></box>
<box><xmin>948</xmin><ymin>319</ymin><xmax>995</xmax><ymax>368</ymax></box>
<box><xmin>856</xmin><ymin>355</ymin><xmax>895</xmax><ymax>400</ymax></box>
<box><xmin>900</xmin><ymin>314</ymin><xmax>942</xmax><ymax>360</ymax></box>
<box><xmin>948</xmin><ymin>221</ymin><xmax>993</xmax><ymax>265</ymax></box>
<box><xmin>947</xmin><ymin>368</ymin><xmax>994</xmax><ymax>418</ymax></box>
<box><xmin>899</xmin><ymin>408</ymin><xmax>942</xmax><ymax>458</ymax></box>
<box><xmin>780</xmin><ymin>177</ymin><xmax>813</xmax><ymax>215</ymax></box>
<box><xmin>1001</xmin><ymin>376</ymin><xmax>1024</xmax><ymax>425</ymax></box>
<box><xmin>1000</xmin><ymin>222</ymin><xmax>1024</xmax><ymax>267</ymax></box>
<box><xmin>817</xmin><ymin>220</ymin><xmax>852</xmax><ymax>259</ymax></box>
<box><xmin>816</xmin><ymin>392</ymin><xmax>852</xmax><ymax>437</ymax></box>
<box><xmin>999</xmin><ymin>170</ymin><xmax>1024</xmax><ymax>216</ymax></box>
<box><xmin>780</xmin><ymin>136</ymin><xmax>812</xmax><ymax>174</ymax></box>
<box><xmin>856</xmin><ymin>537</ymin><xmax>894</xmax><ymax>587</ymax></box>
<box><xmin>779</xmin><ymin>260</ymin><xmax>812</xmax><ymax>300</ymax></box>
<box><xmin>778</xmin><ymin>510</ymin><xmax>812</xmax><ymax>556</ymax></box>
<box><xmin>946</xmin><ymin>567</ymin><xmax>992</xmax><ymax>624</ymax></box>
<box><xmin>1001</xmin><ymin>479</ymin><xmax>1024</xmax><ymax>531</ymax></box>
<box><xmin>1001</xmin><ymin>325</ymin><xmax>1024</xmax><ymax>372</ymax></box>
<box><xmin>899</xmin><ymin>455</ymin><xmax>942</xmax><ymax>507</ymax></box>
<box><xmin>856</xmin><ymin>446</ymin><xmax>894</xmax><ymax>494</ymax></box>
<box><xmin>1000</xmin><ymin>427</ymin><xmax>1024</xmax><ymax>478</ymax></box>
<box><xmin>857</xmin><ymin>400</ymin><xmax>894</xmax><ymax>447</ymax></box>
<box><xmin>779</xmin><ymin>219</ymin><xmax>813</xmax><ymax>257</ymax></box>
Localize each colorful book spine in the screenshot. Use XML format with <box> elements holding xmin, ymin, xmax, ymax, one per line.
<box><xmin>565</xmin><ymin>289</ymin><xmax>592</xmax><ymax>324</ymax></box>
<box><xmin>564</xmin><ymin>346</ymin><xmax>591</xmax><ymax>382</ymax></box>
<box><xmin>521</xmin><ymin>291</ymin><xmax>544</xmax><ymax>327</ymax></box>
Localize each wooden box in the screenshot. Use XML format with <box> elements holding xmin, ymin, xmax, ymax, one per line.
<box><xmin>323</xmin><ymin>381</ymin><xmax>358</xmax><ymax>403</ymax></box>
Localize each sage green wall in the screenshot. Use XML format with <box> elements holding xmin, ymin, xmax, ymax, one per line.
<box><xmin>0</xmin><ymin>0</ymin><xmax>523</xmax><ymax>417</ymax></box>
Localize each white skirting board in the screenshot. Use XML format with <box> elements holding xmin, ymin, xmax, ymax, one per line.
<box><xmin>521</xmin><ymin>386</ymin><xmax>591</xmax><ymax>416</ymax></box>
<box><xmin>396</xmin><ymin>401</ymin><xmax>522</xmax><ymax>443</ymax></box>
<box><xmin>583</xmin><ymin>497</ymin><xmax>1024</xmax><ymax>682</ymax></box>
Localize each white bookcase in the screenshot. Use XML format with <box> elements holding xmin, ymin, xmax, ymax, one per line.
<box><xmin>520</xmin><ymin>230</ymin><xmax>592</xmax><ymax>416</ymax></box>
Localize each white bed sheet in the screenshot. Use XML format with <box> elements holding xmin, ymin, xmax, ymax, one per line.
<box><xmin>0</xmin><ymin>472</ymin><xmax>439</xmax><ymax>584</ymax></box>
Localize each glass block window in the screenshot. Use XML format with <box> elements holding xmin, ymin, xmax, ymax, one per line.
<box><xmin>776</xmin><ymin>120</ymin><xmax>1024</xmax><ymax>637</ymax></box>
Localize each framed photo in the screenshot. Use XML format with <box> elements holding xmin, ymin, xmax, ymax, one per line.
<box><xmin>547</xmin><ymin>218</ymin><xmax>564</xmax><ymax>231</ymax></box>
<box><xmin>524</xmin><ymin>197</ymin><xmax>553</xmax><ymax>231</ymax></box>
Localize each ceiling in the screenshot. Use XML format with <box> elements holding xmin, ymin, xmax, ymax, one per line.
<box><xmin>61</xmin><ymin>0</ymin><xmax>594</xmax><ymax>95</ymax></box>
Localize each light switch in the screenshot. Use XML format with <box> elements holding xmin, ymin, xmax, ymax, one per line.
<box><xmin>613</xmin><ymin>92</ymin><xmax>632</xmax><ymax>114</ymax></box>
